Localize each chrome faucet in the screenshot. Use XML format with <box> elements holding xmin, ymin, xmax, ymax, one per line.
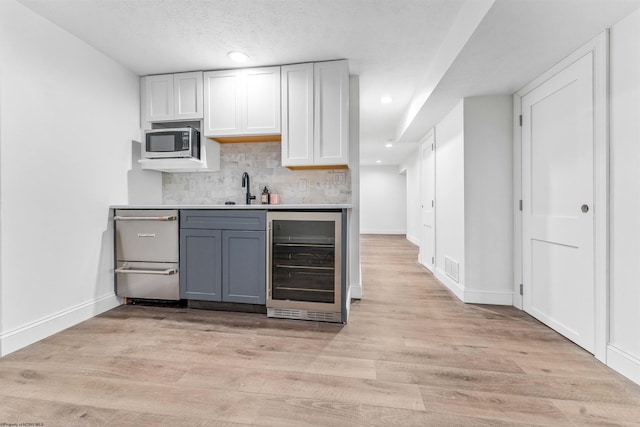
<box><xmin>241</xmin><ymin>172</ymin><xmax>256</xmax><ymax>205</ymax></box>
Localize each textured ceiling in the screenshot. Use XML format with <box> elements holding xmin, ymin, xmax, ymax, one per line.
<box><xmin>17</xmin><ymin>0</ymin><xmax>640</xmax><ymax>166</ymax></box>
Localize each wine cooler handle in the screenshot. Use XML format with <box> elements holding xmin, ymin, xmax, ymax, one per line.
<box><xmin>267</xmin><ymin>222</ymin><xmax>272</xmax><ymax>299</ymax></box>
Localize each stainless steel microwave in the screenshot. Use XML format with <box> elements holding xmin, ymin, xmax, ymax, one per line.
<box><xmin>143</xmin><ymin>128</ymin><xmax>200</xmax><ymax>160</ymax></box>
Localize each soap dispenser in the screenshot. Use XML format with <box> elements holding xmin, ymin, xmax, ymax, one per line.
<box><xmin>261</xmin><ymin>186</ymin><xmax>270</xmax><ymax>204</ymax></box>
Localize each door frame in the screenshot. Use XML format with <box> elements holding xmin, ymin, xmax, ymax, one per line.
<box><xmin>512</xmin><ymin>31</ymin><xmax>609</xmax><ymax>362</ymax></box>
<box><xmin>419</xmin><ymin>128</ymin><xmax>436</xmax><ymax>271</ymax></box>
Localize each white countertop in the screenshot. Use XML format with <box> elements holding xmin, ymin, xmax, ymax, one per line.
<box><xmin>110</xmin><ymin>204</ymin><xmax>351</xmax><ymax>210</ymax></box>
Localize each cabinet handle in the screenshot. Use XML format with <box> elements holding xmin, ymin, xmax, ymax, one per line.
<box><xmin>115</xmin><ymin>267</ymin><xmax>178</xmax><ymax>275</ymax></box>
<box><xmin>114</xmin><ymin>215</ymin><xmax>177</xmax><ymax>222</ymax></box>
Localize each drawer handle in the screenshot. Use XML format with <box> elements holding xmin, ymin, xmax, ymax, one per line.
<box><xmin>114</xmin><ymin>215</ymin><xmax>177</xmax><ymax>222</ymax></box>
<box><xmin>115</xmin><ymin>267</ymin><xmax>178</xmax><ymax>275</ymax></box>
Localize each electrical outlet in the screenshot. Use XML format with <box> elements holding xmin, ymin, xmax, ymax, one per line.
<box><xmin>189</xmin><ymin>179</ymin><xmax>196</xmax><ymax>191</ymax></box>
<box><xmin>334</xmin><ymin>172</ymin><xmax>345</xmax><ymax>184</ymax></box>
<box><xmin>298</xmin><ymin>179</ymin><xmax>307</xmax><ymax>192</ymax></box>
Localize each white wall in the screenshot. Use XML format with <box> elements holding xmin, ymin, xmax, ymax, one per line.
<box><xmin>128</xmin><ymin>140</ymin><xmax>162</xmax><ymax>205</ymax></box>
<box><xmin>0</xmin><ymin>0</ymin><xmax>139</xmax><ymax>355</ymax></box>
<box><xmin>463</xmin><ymin>96</ymin><xmax>513</xmax><ymax>303</ymax></box>
<box><xmin>348</xmin><ymin>75</ymin><xmax>362</xmax><ymax>300</ymax></box>
<box><xmin>401</xmin><ymin>152</ymin><xmax>421</xmax><ymax>245</ymax></box>
<box><xmin>430</xmin><ymin>97</ymin><xmax>512</xmax><ymax>304</ymax></box>
<box><xmin>608</xmin><ymin>8</ymin><xmax>640</xmax><ymax>384</ymax></box>
<box><xmin>434</xmin><ymin>100</ymin><xmax>465</xmax><ymax>294</ymax></box>
<box><xmin>360</xmin><ymin>165</ymin><xmax>407</xmax><ymax>234</ymax></box>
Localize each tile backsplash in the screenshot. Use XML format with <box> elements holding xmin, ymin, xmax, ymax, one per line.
<box><xmin>162</xmin><ymin>142</ymin><xmax>351</xmax><ymax>205</ymax></box>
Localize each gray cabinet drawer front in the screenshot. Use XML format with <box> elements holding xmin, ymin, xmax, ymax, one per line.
<box><xmin>181</xmin><ymin>210</ymin><xmax>266</xmax><ymax>230</ymax></box>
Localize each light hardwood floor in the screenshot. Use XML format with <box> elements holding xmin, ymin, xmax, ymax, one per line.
<box><xmin>1</xmin><ymin>235</ymin><xmax>639</xmax><ymax>426</ymax></box>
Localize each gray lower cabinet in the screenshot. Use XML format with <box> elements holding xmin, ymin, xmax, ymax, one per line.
<box><xmin>180</xmin><ymin>210</ymin><xmax>266</xmax><ymax>304</ymax></box>
<box><xmin>222</xmin><ymin>230</ymin><xmax>266</xmax><ymax>304</ymax></box>
<box><xmin>180</xmin><ymin>228</ymin><xmax>223</xmax><ymax>301</ymax></box>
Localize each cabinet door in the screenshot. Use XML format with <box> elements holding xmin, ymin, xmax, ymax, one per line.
<box><xmin>281</xmin><ymin>63</ymin><xmax>314</xmax><ymax>167</ymax></box>
<box><xmin>222</xmin><ymin>230</ymin><xmax>266</xmax><ymax>304</ymax></box>
<box><xmin>314</xmin><ymin>60</ymin><xmax>349</xmax><ymax>166</ymax></box>
<box><xmin>203</xmin><ymin>70</ymin><xmax>242</xmax><ymax>136</ymax></box>
<box><xmin>174</xmin><ymin>71</ymin><xmax>203</xmax><ymax>120</ymax></box>
<box><xmin>180</xmin><ymin>229</ymin><xmax>222</xmax><ymax>301</ymax></box>
<box><xmin>144</xmin><ymin>74</ymin><xmax>174</xmax><ymax>122</ymax></box>
<box><xmin>243</xmin><ymin>67</ymin><xmax>281</xmax><ymax>135</ymax></box>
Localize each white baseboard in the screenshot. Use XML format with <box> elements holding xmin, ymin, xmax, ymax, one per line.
<box><xmin>345</xmin><ymin>285</ymin><xmax>352</xmax><ymax>322</ymax></box>
<box><xmin>435</xmin><ymin>268</ymin><xmax>465</xmax><ymax>301</ymax></box>
<box><xmin>433</xmin><ymin>269</ymin><xmax>512</xmax><ymax>305</ymax></box>
<box><xmin>607</xmin><ymin>344</ymin><xmax>640</xmax><ymax>385</ymax></box>
<box><xmin>0</xmin><ymin>293</ymin><xmax>121</xmax><ymax>357</ymax></box>
<box><xmin>360</xmin><ymin>229</ymin><xmax>406</xmax><ymax>235</ymax></box>
<box><xmin>406</xmin><ymin>234</ymin><xmax>420</xmax><ymax>246</ymax></box>
<box><xmin>418</xmin><ymin>257</ymin><xmax>435</xmax><ymax>274</ymax></box>
<box><xmin>463</xmin><ymin>289</ymin><xmax>513</xmax><ymax>305</ymax></box>
<box><xmin>349</xmin><ymin>279</ymin><xmax>362</xmax><ymax>299</ymax></box>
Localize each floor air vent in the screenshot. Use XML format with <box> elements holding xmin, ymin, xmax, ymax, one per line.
<box><xmin>444</xmin><ymin>256</ymin><xmax>460</xmax><ymax>283</ymax></box>
<box><xmin>268</xmin><ymin>307</ymin><xmax>341</xmax><ymax>323</ymax></box>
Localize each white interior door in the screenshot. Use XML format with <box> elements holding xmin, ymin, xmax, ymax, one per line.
<box><xmin>521</xmin><ymin>52</ymin><xmax>595</xmax><ymax>353</ymax></box>
<box><xmin>420</xmin><ymin>133</ymin><xmax>435</xmax><ymax>272</ymax></box>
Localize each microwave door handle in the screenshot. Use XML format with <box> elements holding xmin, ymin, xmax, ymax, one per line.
<box><xmin>114</xmin><ymin>215</ymin><xmax>177</xmax><ymax>222</ymax></box>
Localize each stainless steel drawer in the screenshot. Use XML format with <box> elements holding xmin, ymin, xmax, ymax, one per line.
<box><xmin>115</xmin><ymin>261</ymin><xmax>180</xmax><ymax>300</ymax></box>
<box><xmin>115</xmin><ymin>209</ymin><xmax>179</xmax><ymax>262</ymax></box>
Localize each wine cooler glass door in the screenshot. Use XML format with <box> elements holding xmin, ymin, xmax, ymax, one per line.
<box><xmin>267</xmin><ymin>212</ymin><xmax>342</xmax><ymax>314</ymax></box>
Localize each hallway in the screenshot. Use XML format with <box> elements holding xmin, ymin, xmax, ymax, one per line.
<box><xmin>357</xmin><ymin>234</ymin><xmax>640</xmax><ymax>425</ymax></box>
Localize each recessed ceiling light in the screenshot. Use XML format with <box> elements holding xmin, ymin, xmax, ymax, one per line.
<box><xmin>227</xmin><ymin>51</ymin><xmax>249</xmax><ymax>63</ymax></box>
<box><xmin>380</xmin><ymin>96</ymin><xmax>392</xmax><ymax>104</ymax></box>
<box><xmin>376</xmin><ymin>160</ymin><xmax>382</xmax><ymax>163</ymax></box>
<box><xmin>385</xmin><ymin>143</ymin><xmax>393</xmax><ymax>148</ymax></box>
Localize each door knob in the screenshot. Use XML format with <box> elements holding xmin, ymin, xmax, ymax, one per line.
<box><xmin>581</xmin><ymin>204</ymin><xmax>589</xmax><ymax>213</ymax></box>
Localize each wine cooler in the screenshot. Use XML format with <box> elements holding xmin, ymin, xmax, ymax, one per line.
<box><xmin>266</xmin><ymin>211</ymin><xmax>344</xmax><ymax>323</ymax></box>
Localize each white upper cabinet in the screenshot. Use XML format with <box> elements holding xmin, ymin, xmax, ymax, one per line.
<box><xmin>203</xmin><ymin>66</ymin><xmax>281</xmax><ymax>137</ymax></box>
<box><xmin>174</xmin><ymin>72</ymin><xmax>204</xmax><ymax>120</ymax></box>
<box><xmin>142</xmin><ymin>72</ymin><xmax>203</xmax><ymax>123</ymax></box>
<box><xmin>144</xmin><ymin>74</ymin><xmax>173</xmax><ymax>121</ymax></box>
<box><xmin>203</xmin><ymin>70</ymin><xmax>242</xmax><ymax>135</ymax></box>
<box><xmin>281</xmin><ymin>60</ymin><xmax>349</xmax><ymax>168</ymax></box>
<box><xmin>314</xmin><ymin>60</ymin><xmax>349</xmax><ymax>166</ymax></box>
<box><xmin>244</xmin><ymin>68</ymin><xmax>281</xmax><ymax>134</ymax></box>
<box><xmin>281</xmin><ymin>63</ymin><xmax>314</xmax><ymax>166</ymax></box>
